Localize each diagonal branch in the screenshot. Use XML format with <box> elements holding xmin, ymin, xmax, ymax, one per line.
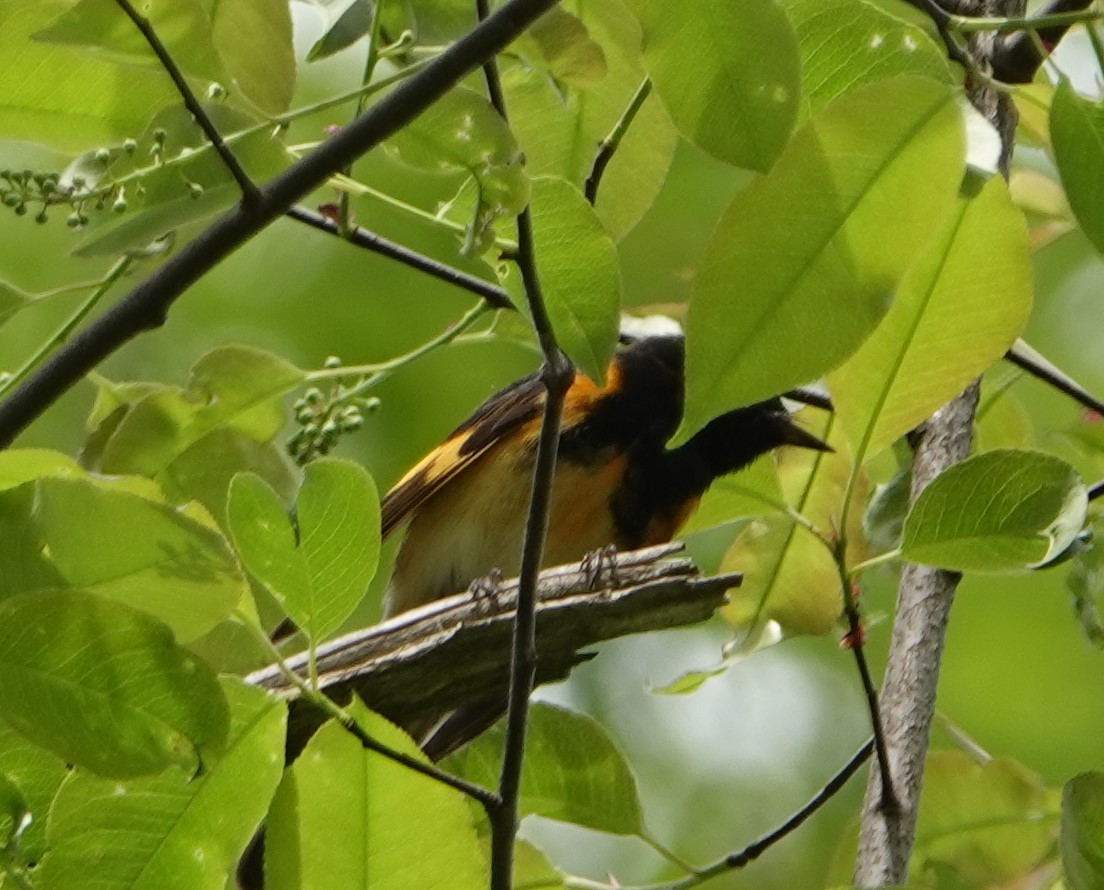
<box><xmin>112</xmin><ymin>0</ymin><xmax>259</xmax><ymax>203</ymax></box>
<box><xmin>0</xmin><ymin>0</ymin><xmax>560</xmax><ymax>449</ymax></box>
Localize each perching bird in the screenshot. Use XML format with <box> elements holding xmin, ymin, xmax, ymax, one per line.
<box><xmin>382</xmin><ymin>322</ymin><xmax>829</xmax><ymax>618</ymax></box>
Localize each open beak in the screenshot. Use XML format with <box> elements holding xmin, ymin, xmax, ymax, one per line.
<box><xmin>778</xmin><ymin>417</ymin><xmax>833</xmax><ymax>453</ymax></box>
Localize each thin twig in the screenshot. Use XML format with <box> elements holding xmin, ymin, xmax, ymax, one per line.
<box><xmin>1005</xmin><ymin>341</ymin><xmax>1104</xmax><ymax>416</ymax></box>
<box><xmin>239</xmin><ymin>613</ymin><xmax>500</xmax><ymax>811</ymax></box>
<box><xmin>584</xmin><ymin>78</ymin><xmax>653</xmax><ymax>205</ymax></box>
<box><xmin>472</xmin><ymin>2</ymin><xmax>575</xmax><ymax>886</ymax></box>
<box><xmin>0</xmin><ymin>0</ymin><xmax>560</xmax><ymax>448</ymax></box>
<box><xmin>112</xmin><ymin>0</ymin><xmax>260</xmax><ymax>204</ymax></box>
<box><xmin>286</xmin><ymin>205</ymin><xmax>513</xmax><ymax>310</ymax></box>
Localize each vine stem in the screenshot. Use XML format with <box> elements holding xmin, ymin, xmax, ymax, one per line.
<box><xmin>584</xmin><ymin>77</ymin><xmax>653</xmax><ymax>204</ymax></box>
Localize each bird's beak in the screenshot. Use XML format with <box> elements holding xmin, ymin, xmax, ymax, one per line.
<box><xmin>778</xmin><ymin>418</ymin><xmax>833</xmax><ymax>453</ymax></box>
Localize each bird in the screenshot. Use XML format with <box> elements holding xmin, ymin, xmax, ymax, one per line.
<box><xmin>381</xmin><ymin>322</ymin><xmax>830</xmax><ymax>618</ymax></box>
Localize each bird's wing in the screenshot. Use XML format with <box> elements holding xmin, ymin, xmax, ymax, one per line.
<box><xmin>380</xmin><ymin>373</ymin><xmax>546</xmax><ymax>538</ymax></box>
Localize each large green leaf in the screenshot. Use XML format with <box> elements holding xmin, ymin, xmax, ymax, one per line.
<box><xmin>37</xmin><ymin>680</ymin><xmax>285</xmax><ymax>890</ymax></box>
<box><xmin>504</xmin><ymin>0</ymin><xmax>678</xmax><ymax>240</ymax></box>
<box><xmin>1051</xmin><ymin>78</ymin><xmax>1104</xmax><ymax>257</ymax></box>
<box><xmin>529</xmin><ymin>176</ymin><xmax>621</xmax><ymax>383</ymax></box>
<box><xmin>680</xmin><ymin>76</ymin><xmax>964</xmax><ymax>441</ymax></box>
<box><xmin>828</xmin><ymin>175</ymin><xmax>1031</xmax><ymax>462</ymax></box>
<box><xmin>0</xmin><ymin>591</ymin><xmax>228</xmax><ymax>778</ymax></box>
<box><xmin>228</xmin><ymin>459</ymin><xmax>381</xmax><ymax>642</ymax></box>
<box><xmin>630</xmin><ymin>0</ymin><xmax>800</xmax><ymax>171</ymax></box>
<box><xmin>1062</xmin><ymin>772</ymin><xmax>1104</xmax><ymax>890</ymax></box>
<box><xmin>0</xmin><ymin>719</ymin><xmax>68</xmax><ymax>865</ymax></box>
<box><xmin>34</xmin><ymin>0</ymin><xmax>294</xmax><ymax>116</ymax></box>
<box><xmin>30</xmin><ymin>476</ymin><xmax>247</xmax><ymax>641</ymax></box>
<box><xmin>445</xmin><ymin>702</ymin><xmax>644</xmax><ymax>836</ymax></box>
<box><xmin>900</xmin><ymin>449</ymin><xmax>1088</xmax><ymax>572</ymax></box>
<box><xmin>779</xmin><ymin>0</ymin><xmax>955</xmax><ymax>116</ymax></box>
<box><xmin>265</xmin><ymin>700</ymin><xmax>486</xmax><ymax>890</ymax></box>
<box><xmin>913</xmin><ymin>751</ymin><xmax>1057</xmax><ymax>886</ymax></box>
<box><xmin>514</xmin><ymin>7</ymin><xmax>608</xmax><ymax>88</ymax></box>
<box><xmin>0</xmin><ymin>1</ymin><xmax>176</xmax><ymax>151</ymax></box>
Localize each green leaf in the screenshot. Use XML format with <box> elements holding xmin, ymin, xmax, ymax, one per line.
<box><xmin>514</xmin><ymin>7</ymin><xmax>607</xmax><ymax>88</ymax></box>
<box><xmin>1051</xmin><ymin>78</ymin><xmax>1104</xmax><ymax>257</ymax></box>
<box><xmin>0</xmin><ymin>591</ymin><xmax>229</xmax><ymax>778</ymax></box>
<box><xmin>0</xmin><ymin>448</ymin><xmax>83</xmax><ymax>491</ymax></box>
<box><xmin>308</xmin><ymin>0</ymin><xmax>375</xmax><ymax>61</ymax></box>
<box><xmin>0</xmin><ymin>281</ymin><xmax>35</xmax><ymax>330</ymax></box>
<box><xmin>209</xmin><ymin>0</ymin><xmax>295</xmax><ymax>115</ymax></box>
<box><xmin>384</xmin><ymin>85</ymin><xmax>528</xmax><ymax>255</ymax></box>
<box><xmin>32</xmin><ymin>477</ymin><xmax>247</xmax><ymax>641</ymax></box>
<box><xmin>900</xmin><ymin>449</ymin><xmax>1088</xmax><ymax>572</ymax></box>
<box><xmin>1062</xmin><ymin>772</ymin><xmax>1104</xmax><ymax>890</ymax></box>
<box><xmin>828</xmin><ymin>175</ymin><xmax>1031</xmax><ymax>462</ymax></box>
<box><xmin>98</xmin><ymin>344</ymin><xmax>305</xmax><ymax>480</ymax></box>
<box><xmin>0</xmin><ymin>772</ymin><xmax>28</xmax><ymax>850</ymax></box>
<box><xmin>779</xmin><ymin>0</ymin><xmax>955</xmax><ymax>116</ymax></box>
<box><xmin>1068</xmin><ymin>514</ymin><xmax>1104</xmax><ymax>648</ymax></box>
<box><xmin>34</xmin><ymin>0</ymin><xmax>294</xmax><ymax>116</ymax></box>
<box><xmin>445</xmin><ymin>702</ymin><xmax>644</xmax><ymax>836</ymax></box>
<box><xmin>0</xmin><ymin>1</ymin><xmax>177</xmax><ymax>151</ymax></box>
<box><xmin>504</xmin><ymin>0</ymin><xmax>678</xmax><ymax>240</ymax></box>
<box><xmin>34</xmin><ymin>0</ymin><xmax>228</xmax><ymax>85</ymax></box>
<box><xmin>228</xmin><ymin>459</ymin><xmax>381</xmax><ymax>641</ymax></box>
<box><xmin>38</xmin><ymin>680</ymin><xmax>285</xmax><ymax>890</ymax></box>
<box><xmin>74</xmin><ymin>106</ymin><xmax>292</xmax><ymax>256</ymax></box>
<box><xmin>679</xmin><ymin>454</ymin><xmax>786</xmax><ymax>535</ymax></box>
<box><xmin>529</xmin><ymin>176</ymin><xmax>621</xmax><ymax>383</ymax></box>
<box><xmin>719</xmin><ymin>413</ymin><xmax>860</xmax><ymax>636</ymax></box>
<box><xmin>630</xmin><ymin>0</ymin><xmax>800</xmax><ymax>171</ymax></box>
<box><xmin>0</xmin><ymin>719</ymin><xmax>68</xmax><ymax>863</ymax></box>
<box><xmin>265</xmin><ymin>699</ymin><xmax>486</xmax><ymax>890</ymax></box>
<box><xmin>914</xmin><ymin>750</ymin><xmax>1056</xmax><ymax>886</ymax></box>
<box><xmin>680</xmin><ymin>76</ymin><xmax>964</xmax><ymax>441</ymax></box>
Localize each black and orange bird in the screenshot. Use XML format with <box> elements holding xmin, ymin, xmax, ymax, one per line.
<box><xmin>381</xmin><ymin>322</ymin><xmax>829</xmax><ymax>618</ymax></box>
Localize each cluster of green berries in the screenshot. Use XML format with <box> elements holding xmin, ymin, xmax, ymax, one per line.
<box><xmin>287</xmin><ymin>357</ymin><xmax>377</xmax><ymax>465</ymax></box>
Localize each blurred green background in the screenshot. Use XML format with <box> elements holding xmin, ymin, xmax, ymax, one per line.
<box><xmin>1</xmin><ymin>6</ymin><xmax>1102</xmax><ymax>889</ymax></box>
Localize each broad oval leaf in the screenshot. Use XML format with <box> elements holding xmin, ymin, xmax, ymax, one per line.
<box><xmin>0</xmin><ymin>720</ymin><xmax>67</xmax><ymax>864</ymax></box>
<box><xmin>444</xmin><ymin>702</ymin><xmax>644</xmax><ymax>836</ymax></box>
<box><xmin>0</xmin><ymin>0</ymin><xmax>177</xmax><ymax>151</ymax></box>
<box><xmin>780</xmin><ymin>0</ymin><xmax>955</xmax><ymax>116</ymax></box>
<box><xmin>0</xmin><ymin>591</ymin><xmax>228</xmax><ymax>778</ymax></box>
<box><xmin>1062</xmin><ymin>771</ymin><xmax>1104</xmax><ymax>890</ymax></box>
<box><xmin>529</xmin><ymin>176</ymin><xmax>621</xmax><ymax>383</ymax></box>
<box><xmin>828</xmin><ymin>175</ymin><xmax>1032</xmax><ymax>462</ymax></box>
<box><xmin>914</xmin><ymin>751</ymin><xmax>1056</xmax><ymax>886</ymax></box>
<box><xmin>38</xmin><ymin>680</ymin><xmax>286</xmax><ymax>890</ymax></box>
<box><xmin>680</xmin><ymin>76</ymin><xmax>964</xmax><ymax>441</ymax></box>
<box><xmin>33</xmin><ymin>476</ymin><xmax>247</xmax><ymax>641</ymax></box>
<box><xmin>514</xmin><ymin>7</ymin><xmax>607</xmax><ymax>87</ymax></box>
<box><xmin>1051</xmin><ymin>78</ymin><xmax>1104</xmax><ymax>257</ymax></box>
<box><xmin>631</xmin><ymin>0</ymin><xmax>800</xmax><ymax>171</ymax></box>
<box><xmin>265</xmin><ymin>699</ymin><xmax>486</xmax><ymax>890</ymax></box>
<box><xmin>900</xmin><ymin>449</ymin><xmax>1088</xmax><ymax>572</ymax></box>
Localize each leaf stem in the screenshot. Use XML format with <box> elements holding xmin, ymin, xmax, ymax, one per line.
<box><xmin>0</xmin><ymin>256</ymin><xmax>134</xmax><ymax>400</ymax></box>
<box><xmin>584</xmin><ymin>77</ymin><xmax>653</xmax><ymax>205</ymax></box>
<box><xmin>951</xmin><ymin>8</ymin><xmax>1101</xmax><ymax>33</ymax></box>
